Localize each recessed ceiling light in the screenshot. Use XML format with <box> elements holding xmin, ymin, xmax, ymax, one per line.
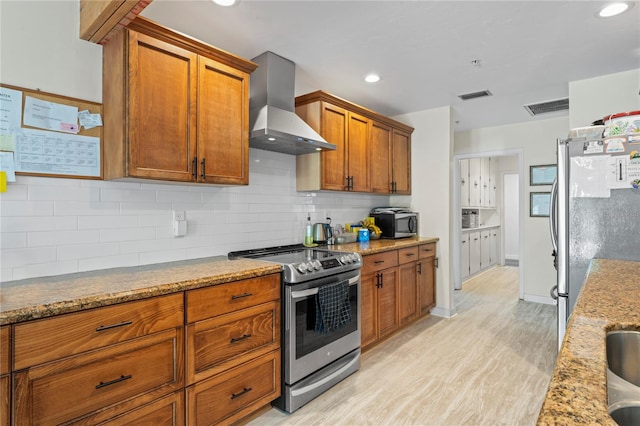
<box><xmin>213</xmin><ymin>0</ymin><xmax>238</xmax><ymax>6</ymax></box>
<box><xmin>599</xmin><ymin>2</ymin><xmax>630</xmax><ymax>17</ymax></box>
<box><xmin>364</xmin><ymin>74</ymin><xmax>381</xmax><ymax>83</ymax></box>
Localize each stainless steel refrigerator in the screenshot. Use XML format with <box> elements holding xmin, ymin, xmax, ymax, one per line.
<box><xmin>550</xmin><ymin>135</ymin><xmax>640</xmax><ymax>350</ymax></box>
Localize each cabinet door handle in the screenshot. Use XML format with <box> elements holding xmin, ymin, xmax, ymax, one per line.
<box><xmin>200</xmin><ymin>158</ymin><xmax>206</xmax><ymax>181</ymax></box>
<box><xmin>230</xmin><ymin>334</ymin><xmax>252</xmax><ymax>344</ymax></box>
<box><xmin>192</xmin><ymin>157</ymin><xmax>197</xmax><ymax>180</ymax></box>
<box><xmin>417</xmin><ymin>262</ymin><xmax>422</xmax><ymax>274</ymax></box>
<box><xmin>96</xmin><ymin>320</ymin><xmax>132</xmax><ymax>332</ymax></box>
<box><xmin>96</xmin><ymin>374</ymin><xmax>132</xmax><ymax>389</ymax></box>
<box><xmin>435</xmin><ymin>257</ymin><xmax>439</xmax><ymax>268</ymax></box>
<box><xmin>231</xmin><ymin>292</ymin><xmax>253</xmax><ymax>300</ymax></box>
<box><xmin>231</xmin><ymin>387</ymin><xmax>253</xmax><ymax>400</ymax></box>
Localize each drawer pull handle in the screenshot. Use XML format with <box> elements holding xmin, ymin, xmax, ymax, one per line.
<box><xmin>231</xmin><ymin>387</ymin><xmax>253</xmax><ymax>400</ymax></box>
<box><xmin>231</xmin><ymin>292</ymin><xmax>253</xmax><ymax>300</ymax></box>
<box><xmin>374</xmin><ymin>260</ymin><xmax>385</xmax><ymax>264</ymax></box>
<box><xmin>230</xmin><ymin>334</ymin><xmax>252</xmax><ymax>344</ymax></box>
<box><xmin>405</xmin><ymin>253</ymin><xmax>415</xmax><ymax>257</ymax></box>
<box><xmin>95</xmin><ymin>320</ymin><xmax>132</xmax><ymax>332</ymax></box>
<box><xmin>96</xmin><ymin>374</ymin><xmax>132</xmax><ymax>389</ymax></box>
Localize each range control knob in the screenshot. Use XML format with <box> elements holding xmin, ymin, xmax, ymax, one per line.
<box><xmin>296</xmin><ymin>263</ymin><xmax>308</xmax><ymax>274</ymax></box>
<box><xmin>313</xmin><ymin>260</ymin><xmax>322</xmax><ymax>270</ymax></box>
<box><xmin>340</xmin><ymin>255</ymin><xmax>349</xmax><ymax>264</ymax></box>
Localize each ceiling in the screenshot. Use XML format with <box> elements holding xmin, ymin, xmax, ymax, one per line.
<box><xmin>141</xmin><ymin>1</ymin><xmax>640</xmax><ymax>132</ymax></box>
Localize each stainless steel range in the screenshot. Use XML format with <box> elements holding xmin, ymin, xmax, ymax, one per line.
<box><xmin>229</xmin><ymin>244</ymin><xmax>362</xmax><ymax>413</ymax></box>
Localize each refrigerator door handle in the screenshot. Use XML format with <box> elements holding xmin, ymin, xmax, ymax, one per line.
<box><xmin>550</xmin><ymin>285</ymin><xmax>558</xmax><ymax>300</ymax></box>
<box><xmin>549</xmin><ymin>178</ymin><xmax>558</xmax><ymax>253</ymax></box>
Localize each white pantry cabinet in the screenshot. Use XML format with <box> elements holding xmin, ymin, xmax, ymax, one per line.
<box><xmin>461</xmin><ymin>226</ymin><xmax>500</xmax><ymax>280</ymax></box>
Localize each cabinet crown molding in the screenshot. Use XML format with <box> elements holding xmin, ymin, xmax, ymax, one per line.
<box><xmin>126</xmin><ymin>16</ymin><xmax>258</xmax><ymax>74</ymax></box>
<box><xmin>295</xmin><ymin>90</ymin><xmax>414</xmax><ymax>134</ymax></box>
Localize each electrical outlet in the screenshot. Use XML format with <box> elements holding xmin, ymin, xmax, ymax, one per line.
<box><xmin>173</xmin><ymin>210</ymin><xmax>185</xmax><ymax>221</ymax></box>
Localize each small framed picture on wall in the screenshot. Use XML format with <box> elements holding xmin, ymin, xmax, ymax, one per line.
<box><xmin>530</xmin><ymin>164</ymin><xmax>557</xmax><ymax>186</ymax></box>
<box><xmin>530</xmin><ymin>192</ymin><xmax>551</xmax><ymax>217</ymax></box>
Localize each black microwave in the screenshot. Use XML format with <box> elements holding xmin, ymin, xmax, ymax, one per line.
<box><xmin>370</xmin><ymin>208</ymin><xmax>418</xmax><ymax>239</ymax></box>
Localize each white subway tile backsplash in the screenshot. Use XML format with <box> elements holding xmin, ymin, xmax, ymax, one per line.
<box><xmin>120</xmin><ymin>238</ymin><xmax>173</xmax><ymax>254</ymax></box>
<box><xmin>57</xmin><ymin>242</ymin><xmax>120</xmax><ymax>260</ymax></box>
<box><xmin>78</xmin><ymin>254</ymin><xmax>140</xmax><ymax>272</ymax></box>
<box><xmin>1</xmin><ymin>246</ymin><xmax>57</xmax><ymax>267</ymax></box>
<box><xmin>1</xmin><ymin>200</ymin><xmax>54</xmax><ymax>216</ymax></box>
<box><xmin>28</xmin><ymin>230</ymin><xmax>100</xmax><ymax>247</ymax></box>
<box><xmin>0</xmin><ymin>216</ymin><xmax>77</xmax><ymax>232</ymax></box>
<box><xmin>12</xmin><ymin>260</ymin><xmax>79</xmax><ymax>281</ymax></box>
<box><xmin>30</xmin><ymin>185</ymin><xmax>100</xmax><ymax>201</ymax></box>
<box><xmin>54</xmin><ymin>201</ymin><xmax>120</xmax><ymax>216</ymax></box>
<box><xmin>139</xmin><ymin>249</ymin><xmax>187</xmax><ymax>265</ymax></box>
<box><xmin>0</xmin><ymin>233</ymin><xmax>27</xmax><ymax>249</ymax></box>
<box><xmin>101</xmin><ymin>188</ymin><xmax>157</xmax><ymax>203</ymax></box>
<box><xmin>0</xmin><ymin>148</ymin><xmax>390</xmax><ymax>283</ymax></box>
<box><xmin>78</xmin><ymin>215</ymin><xmax>139</xmax><ymax>229</ymax></box>
<box><xmin>100</xmin><ymin>227</ymin><xmax>156</xmax><ymax>242</ymax></box>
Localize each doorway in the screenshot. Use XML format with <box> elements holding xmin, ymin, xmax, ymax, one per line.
<box><xmin>452</xmin><ymin>149</ymin><xmax>524</xmax><ymax>306</ymax></box>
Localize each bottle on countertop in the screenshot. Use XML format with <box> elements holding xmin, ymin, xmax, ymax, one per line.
<box><xmin>304</xmin><ymin>214</ymin><xmax>313</xmax><ymax>246</ymax></box>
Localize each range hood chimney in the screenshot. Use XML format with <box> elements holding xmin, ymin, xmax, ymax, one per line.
<box><xmin>249</xmin><ymin>51</ymin><xmax>336</xmax><ymax>155</ymax></box>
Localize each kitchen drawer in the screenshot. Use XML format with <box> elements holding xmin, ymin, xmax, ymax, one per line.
<box><xmin>362</xmin><ymin>251</ymin><xmax>398</xmax><ymax>274</ymax></box>
<box><xmin>0</xmin><ymin>326</ymin><xmax>9</xmax><ymax>375</ymax></box>
<box><xmin>186</xmin><ymin>350</ymin><xmax>280</xmax><ymax>426</ymax></box>
<box><xmin>186</xmin><ymin>301</ymin><xmax>280</xmax><ymax>384</ymax></box>
<box><xmin>398</xmin><ymin>247</ymin><xmax>419</xmax><ymax>265</ymax></box>
<box><xmin>419</xmin><ymin>243</ymin><xmax>436</xmax><ymax>259</ymax></box>
<box><xmin>97</xmin><ymin>391</ymin><xmax>185</xmax><ymax>426</ymax></box>
<box><xmin>186</xmin><ymin>274</ymin><xmax>280</xmax><ymax>323</ymax></box>
<box><xmin>13</xmin><ymin>328</ymin><xmax>184</xmax><ymax>425</ymax></box>
<box><xmin>14</xmin><ymin>293</ymin><xmax>184</xmax><ymax>370</ymax></box>
<box><xmin>1</xmin><ymin>375</ymin><xmax>9</xmax><ymax>426</ymax></box>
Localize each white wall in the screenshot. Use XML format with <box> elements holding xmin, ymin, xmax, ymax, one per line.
<box><xmin>393</xmin><ymin>106</ymin><xmax>454</xmax><ymax>317</ymax></box>
<box><xmin>569</xmin><ymin>69</ymin><xmax>640</xmax><ymax>129</ymax></box>
<box><xmin>0</xmin><ymin>1</ymin><xmax>391</xmax><ymax>282</ymax></box>
<box><xmin>503</xmin><ymin>173</ymin><xmax>519</xmax><ymax>260</ymax></box>
<box><xmin>455</xmin><ymin>117</ymin><xmax>569</xmax><ymax>302</ymax></box>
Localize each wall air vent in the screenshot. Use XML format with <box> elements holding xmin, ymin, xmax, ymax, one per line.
<box><xmin>458</xmin><ymin>90</ymin><xmax>492</xmax><ymax>100</ymax></box>
<box><xmin>524</xmin><ymin>98</ymin><xmax>569</xmax><ymax>116</ymax></box>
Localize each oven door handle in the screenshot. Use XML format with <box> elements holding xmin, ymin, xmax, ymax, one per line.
<box><xmin>290</xmin><ymin>275</ymin><xmax>360</xmax><ymax>300</ymax></box>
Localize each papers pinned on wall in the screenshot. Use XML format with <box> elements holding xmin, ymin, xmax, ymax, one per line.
<box><xmin>0</xmin><ymin>84</ymin><xmax>103</xmax><ymax>179</ymax></box>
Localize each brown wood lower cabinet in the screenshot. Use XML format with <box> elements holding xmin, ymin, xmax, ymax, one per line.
<box><xmin>13</xmin><ymin>328</ymin><xmax>184</xmax><ymax>425</ymax></box>
<box><xmin>1</xmin><ymin>326</ymin><xmax>9</xmax><ymax>426</ymax></box>
<box><xmin>1</xmin><ymin>375</ymin><xmax>9</xmax><ymax>426</ymax></box>
<box><xmin>186</xmin><ymin>350</ymin><xmax>280</xmax><ymax>425</ymax></box>
<box><xmin>7</xmin><ymin>272</ymin><xmax>282</xmax><ymax>425</ymax></box>
<box><xmin>99</xmin><ymin>391</ymin><xmax>185</xmax><ymax>426</ymax></box>
<box><xmin>361</xmin><ymin>243</ymin><xmax>437</xmax><ymax>350</ymax></box>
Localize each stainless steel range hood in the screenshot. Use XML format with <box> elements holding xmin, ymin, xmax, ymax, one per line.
<box><xmin>249</xmin><ymin>51</ymin><xmax>336</xmax><ymax>155</ymax></box>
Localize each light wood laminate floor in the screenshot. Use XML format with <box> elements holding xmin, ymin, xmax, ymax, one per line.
<box><xmin>248</xmin><ymin>266</ymin><xmax>556</xmax><ymax>425</ymax></box>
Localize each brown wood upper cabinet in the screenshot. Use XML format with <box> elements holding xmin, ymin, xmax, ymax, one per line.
<box><xmin>103</xmin><ymin>17</ymin><xmax>257</xmax><ymax>185</ymax></box>
<box><xmin>295</xmin><ymin>91</ymin><xmax>413</xmax><ymax>194</ymax></box>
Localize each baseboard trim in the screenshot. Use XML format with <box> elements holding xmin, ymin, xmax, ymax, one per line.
<box><xmin>523</xmin><ymin>293</ymin><xmax>556</xmax><ymax>305</ymax></box>
<box><xmin>430</xmin><ymin>306</ymin><xmax>458</xmax><ymax>318</ymax></box>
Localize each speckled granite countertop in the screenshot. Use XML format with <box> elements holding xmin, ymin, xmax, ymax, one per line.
<box><xmin>0</xmin><ymin>237</ymin><xmax>439</xmax><ymax>326</ymax></box>
<box><xmin>330</xmin><ymin>236</ymin><xmax>439</xmax><ymax>255</ymax></box>
<box><xmin>0</xmin><ymin>256</ymin><xmax>281</xmax><ymax>325</ymax></box>
<box><xmin>537</xmin><ymin>258</ymin><xmax>640</xmax><ymax>425</ymax></box>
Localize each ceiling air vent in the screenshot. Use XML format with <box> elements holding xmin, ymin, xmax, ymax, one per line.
<box><xmin>524</xmin><ymin>98</ymin><xmax>569</xmax><ymax>116</ymax></box>
<box><xmin>458</xmin><ymin>90</ymin><xmax>492</xmax><ymax>101</ymax></box>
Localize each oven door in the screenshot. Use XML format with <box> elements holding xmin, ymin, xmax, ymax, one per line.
<box><xmin>284</xmin><ymin>270</ymin><xmax>361</xmax><ymax>385</ymax></box>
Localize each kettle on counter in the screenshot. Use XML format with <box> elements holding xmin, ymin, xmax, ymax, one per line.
<box><xmin>313</xmin><ymin>218</ymin><xmax>333</xmax><ymax>244</ymax></box>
